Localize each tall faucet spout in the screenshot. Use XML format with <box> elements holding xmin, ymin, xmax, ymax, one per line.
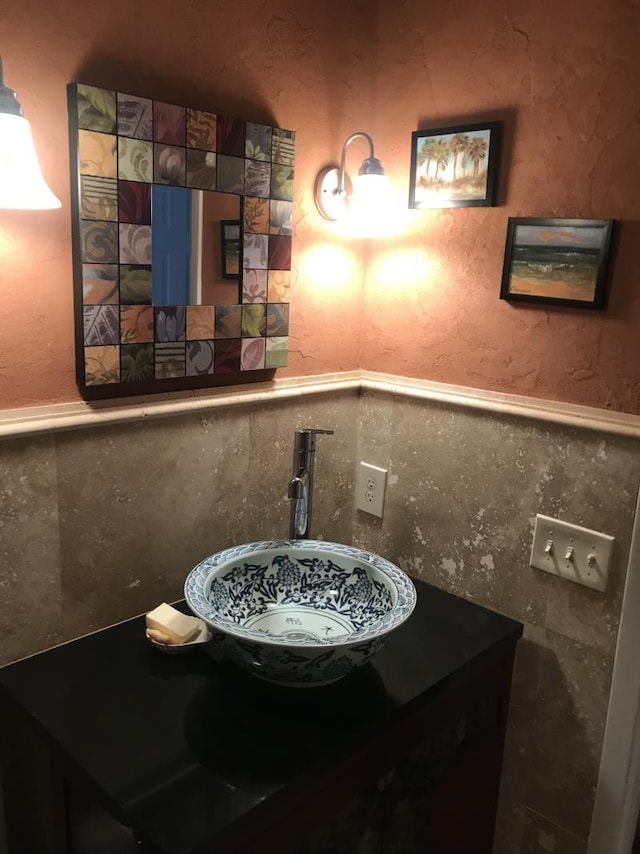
<box><xmin>288</xmin><ymin>429</ymin><xmax>333</xmax><ymax>540</ymax></box>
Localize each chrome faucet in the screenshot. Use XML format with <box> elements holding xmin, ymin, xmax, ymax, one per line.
<box><xmin>288</xmin><ymin>429</ymin><xmax>334</xmax><ymax>539</ymax></box>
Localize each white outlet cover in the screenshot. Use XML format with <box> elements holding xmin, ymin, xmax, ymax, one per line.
<box><xmin>530</xmin><ymin>513</ymin><xmax>614</xmax><ymax>593</ymax></box>
<box><xmin>357</xmin><ymin>462</ymin><xmax>387</xmax><ymax>518</ymax></box>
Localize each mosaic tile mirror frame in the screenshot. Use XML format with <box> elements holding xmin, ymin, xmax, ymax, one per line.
<box><xmin>68</xmin><ymin>83</ymin><xmax>294</xmax><ymax>399</ymax></box>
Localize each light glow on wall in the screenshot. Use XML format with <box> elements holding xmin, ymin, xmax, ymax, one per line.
<box><xmin>298</xmin><ymin>242</ymin><xmax>361</xmax><ymax>292</ymax></box>
<box><xmin>0</xmin><ymin>225</ymin><xmax>18</xmax><ymax>259</ymax></box>
<box><xmin>368</xmin><ymin>247</ymin><xmax>440</xmax><ymax>296</ymax></box>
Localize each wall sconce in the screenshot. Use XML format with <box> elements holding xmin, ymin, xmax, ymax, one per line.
<box><xmin>0</xmin><ymin>56</ymin><xmax>61</xmax><ymax>209</ymax></box>
<box><xmin>314</xmin><ymin>132</ymin><xmax>386</xmax><ymax>223</ymax></box>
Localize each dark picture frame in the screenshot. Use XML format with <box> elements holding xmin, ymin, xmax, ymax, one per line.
<box><xmin>220</xmin><ymin>219</ymin><xmax>241</xmax><ymax>279</ymax></box>
<box><xmin>409</xmin><ymin>121</ymin><xmax>501</xmax><ymax>209</ymax></box>
<box><xmin>500</xmin><ymin>218</ymin><xmax>615</xmax><ymax>310</ymax></box>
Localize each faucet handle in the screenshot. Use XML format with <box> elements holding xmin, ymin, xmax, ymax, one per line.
<box><xmin>294</xmin><ymin>428</ymin><xmax>334</xmax><ymax>452</ymax></box>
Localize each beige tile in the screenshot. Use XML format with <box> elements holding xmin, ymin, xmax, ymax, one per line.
<box><xmin>521</xmin><ymin>809</ymin><xmax>586</xmax><ymax>854</ymax></box>
<box><xmin>56</xmin><ymin>392</ymin><xmax>359</xmax><ymax>640</ymax></box>
<box><xmin>493</xmin><ymin>704</ymin><xmax>529</xmax><ymax>854</ymax></box>
<box><xmin>57</xmin><ymin>407</ymin><xmax>252</xmax><ymax>639</ymax></box>
<box><xmin>246</xmin><ymin>390</ymin><xmax>358</xmax><ymax>544</ymax></box>
<box><xmin>0</xmin><ymin>436</ymin><xmax>62</xmax><ymax>665</ymax></box>
<box><xmin>354</xmin><ymin>396</ymin><xmax>565</xmax><ymax>625</ymax></box>
<box><xmin>545</xmin><ymin>431</ymin><xmax>640</xmax><ymax>654</ymax></box>
<box><xmin>525</xmin><ymin>629</ymin><xmax>613</xmax><ymax>838</ymax></box>
<box><xmin>358</xmin><ymin>389</ymin><xmax>396</xmax><ymax>464</ymax></box>
<box><xmin>509</xmin><ymin>622</ymin><xmax>546</xmax><ymax>708</ymax></box>
<box><xmin>494</xmin><ymin>624</ymin><xmax>546</xmax><ymax>854</ymax></box>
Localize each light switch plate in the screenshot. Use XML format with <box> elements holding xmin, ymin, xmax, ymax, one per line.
<box><xmin>530</xmin><ymin>514</ymin><xmax>614</xmax><ymax>592</ymax></box>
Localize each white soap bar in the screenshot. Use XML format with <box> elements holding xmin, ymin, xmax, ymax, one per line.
<box><xmin>145</xmin><ymin>603</ymin><xmax>200</xmax><ymax>644</ymax></box>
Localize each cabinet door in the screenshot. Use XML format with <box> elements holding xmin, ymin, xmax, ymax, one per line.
<box><xmin>288</xmin><ymin>777</ymin><xmax>386</xmax><ymax>854</ymax></box>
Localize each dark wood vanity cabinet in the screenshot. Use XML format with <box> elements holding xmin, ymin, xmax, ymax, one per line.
<box><xmin>0</xmin><ymin>581</ymin><xmax>521</xmax><ymax>854</ymax></box>
<box><xmin>221</xmin><ymin>644</ymin><xmax>513</xmax><ymax>854</ymax></box>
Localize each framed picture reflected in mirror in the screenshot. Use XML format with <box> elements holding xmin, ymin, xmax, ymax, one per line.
<box><xmin>220</xmin><ymin>220</ymin><xmax>240</xmax><ymax>279</ymax></box>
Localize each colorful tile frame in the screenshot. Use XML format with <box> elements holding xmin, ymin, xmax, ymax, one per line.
<box><xmin>68</xmin><ymin>82</ymin><xmax>294</xmax><ymax>398</ymax></box>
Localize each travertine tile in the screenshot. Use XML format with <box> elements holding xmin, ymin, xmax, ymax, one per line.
<box><xmin>351</xmin><ymin>390</ymin><xmax>639</xmax><ymax>854</ymax></box>
<box><xmin>358</xmin><ymin>390</ymin><xmax>396</xmax><ymax>465</ymax></box>
<box><xmin>494</xmin><ymin>624</ymin><xmax>545</xmax><ymax>854</ymax></box>
<box><xmin>246</xmin><ymin>390</ymin><xmax>358</xmax><ymax>544</ymax></box>
<box><xmin>0</xmin><ymin>436</ymin><xmax>62</xmax><ymax>665</ymax></box>
<box><xmin>545</xmin><ymin>431</ymin><xmax>640</xmax><ymax>653</ymax></box>
<box><xmin>525</xmin><ymin>629</ymin><xmax>613</xmax><ymax>838</ymax></box>
<box><xmin>521</xmin><ymin>809</ymin><xmax>586</xmax><ymax>854</ymax></box>
<box><xmin>354</xmin><ymin>396</ymin><xmax>565</xmax><ymax>626</ymax></box>
<box><xmin>57</xmin><ymin>407</ymin><xmax>252</xmax><ymax>639</ymax></box>
<box><xmin>56</xmin><ymin>391</ymin><xmax>359</xmax><ymax>640</ymax></box>
<box><xmin>493</xmin><ymin>699</ymin><xmax>530</xmax><ymax>854</ymax></box>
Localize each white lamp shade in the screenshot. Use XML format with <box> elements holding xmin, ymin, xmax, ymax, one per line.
<box><xmin>0</xmin><ymin>113</ymin><xmax>61</xmax><ymax>209</ymax></box>
<box><xmin>352</xmin><ymin>172</ymin><xmax>388</xmax><ymax>205</ymax></box>
<box><xmin>349</xmin><ymin>172</ymin><xmax>392</xmax><ymax>237</ymax></box>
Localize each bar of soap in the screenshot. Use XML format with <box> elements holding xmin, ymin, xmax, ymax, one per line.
<box><xmin>145</xmin><ymin>603</ymin><xmax>201</xmax><ymax>645</ymax></box>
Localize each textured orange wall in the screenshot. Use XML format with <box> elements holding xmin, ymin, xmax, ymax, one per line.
<box><xmin>0</xmin><ymin>0</ymin><xmax>371</xmax><ymax>407</ymax></box>
<box><xmin>3</xmin><ymin>0</ymin><xmax>640</xmax><ymax>413</ymax></box>
<box><xmin>365</xmin><ymin>0</ymin><xmax>640</xmax><ymax>414</ymax></box>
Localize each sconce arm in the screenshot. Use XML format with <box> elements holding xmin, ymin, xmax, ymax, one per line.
<box><xmin>337</xmin><ymin>131</ymin><xmax>376</xmax><ymax>195</ymax></box>
<box><xmin>314</xmin><ymin>130</ymin><xmax>385</xmax><ymax>221</ymax></box>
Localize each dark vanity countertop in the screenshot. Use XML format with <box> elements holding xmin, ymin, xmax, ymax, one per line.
<box><xmin>0</xmin><ymin>580</ymin><xmax>522</xmax><ymax>854</ymax></box>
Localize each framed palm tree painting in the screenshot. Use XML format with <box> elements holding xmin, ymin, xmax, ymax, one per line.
<box><xmin>409</xmin><ymin>121</ymin><xmax>501</xmax><ymax>208</ymax></box>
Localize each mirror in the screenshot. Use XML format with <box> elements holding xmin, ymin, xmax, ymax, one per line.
<box><xmin>68</xmin><ymin>83</ymin><xmax>294</xmax><ymax>398</ymax></box>
<box><xmin>150</xmin><ymin>187</ymin><xmax>241</xmax><ymax>306</ymax></box>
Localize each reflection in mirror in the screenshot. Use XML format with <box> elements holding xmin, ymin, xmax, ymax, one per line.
<box><xmin>151</xmin><ymin>187</ymin><xmax>241</xmax><ymax>306</ymax></box>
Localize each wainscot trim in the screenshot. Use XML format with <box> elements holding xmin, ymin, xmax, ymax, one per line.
<box><xmin>0</xmin><ymin>370</ymin><xmax>639</xmax><ymax>440</ymax></box>
<box><xmin>360</xmin><ymin>372</ymin><xmax>640</xmax><ymax>439</ymax></box>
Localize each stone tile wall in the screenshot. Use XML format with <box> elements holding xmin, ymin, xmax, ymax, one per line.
<box><xmin>1</xmin><ymin>386</ymin><xmax>639</xmax><ymax>854</ymax></box>
<box><xmin>353</xmin><ymin>390</ymin><xmax>640</xmax><ymax>854</ymax></box>
<box><xmin>0</xmin><ymin>389</ymin><xmax>359</xmax><ymax>664</ymax></box>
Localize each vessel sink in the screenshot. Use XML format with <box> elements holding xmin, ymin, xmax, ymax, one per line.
<box><xmin>184</xmin><ymin>539</ymin><xmax>416</xmax><ymax>687</ymax></box>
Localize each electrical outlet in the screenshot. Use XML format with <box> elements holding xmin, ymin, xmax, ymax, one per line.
<box><xmin>530</xmin><ymin>514</ymin><xmax>614</xmax><ymax>592</ymax></box>
<box><xmin>357</xmin><ymin>462</ymin><xmax>387</xmax><ymax>518</ymax></box>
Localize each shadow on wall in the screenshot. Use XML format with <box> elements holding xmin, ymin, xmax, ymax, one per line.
<box><xmin>604</xmin><ymin>219</ymin><xmax>639</xmax><ymax>320</ymax></box>
<box><xmin>494</xmin><ymin>631</ymin><xmax>597</xmax><ymax>854</ymax></box>
<box><xmin>0</xmin><ymin>771</ymin><xmax>6</xmax><ymax>854</ymax></box>
<box><xmin>74</xmin><ymin>54</ymin><xmax>278</xmax><ymax>128</ymax></box>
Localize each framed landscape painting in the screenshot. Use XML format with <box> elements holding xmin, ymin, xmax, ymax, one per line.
<box><xmin>409</xmin><ymin>121</ymin><xmax>501</xmax><ymax>208</ymax></box>
<box><xmin>500</xmin><ymin>218</ymin><xmax>615</xmax><ymax>310</ymax></box>
<box><xmin>220</xmin><ymin>219</ymin><xmax>240</xmax><ymax>279</ymax></box>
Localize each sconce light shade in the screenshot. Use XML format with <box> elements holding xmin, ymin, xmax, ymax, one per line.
<box><xmin>314</xmin><ymin>132</ymin><xmax>387</xmax><ymax>225</ymax></box>
<box><xmin>0</xmin><ymin>57</ymin><xmax>61</xmax><ymax>210</ymax></box>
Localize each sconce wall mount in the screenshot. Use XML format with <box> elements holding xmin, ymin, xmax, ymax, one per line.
<box><xmin>314</xmin><ymin>131</ymin><xmax>385</xmax><ymax>222</ymax></box>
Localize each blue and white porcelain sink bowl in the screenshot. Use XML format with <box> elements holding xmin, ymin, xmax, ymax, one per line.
<box><xmin>184</xmin><ymin>540</ymin><xmax>417</xmax><ymax>687</ymax></box>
